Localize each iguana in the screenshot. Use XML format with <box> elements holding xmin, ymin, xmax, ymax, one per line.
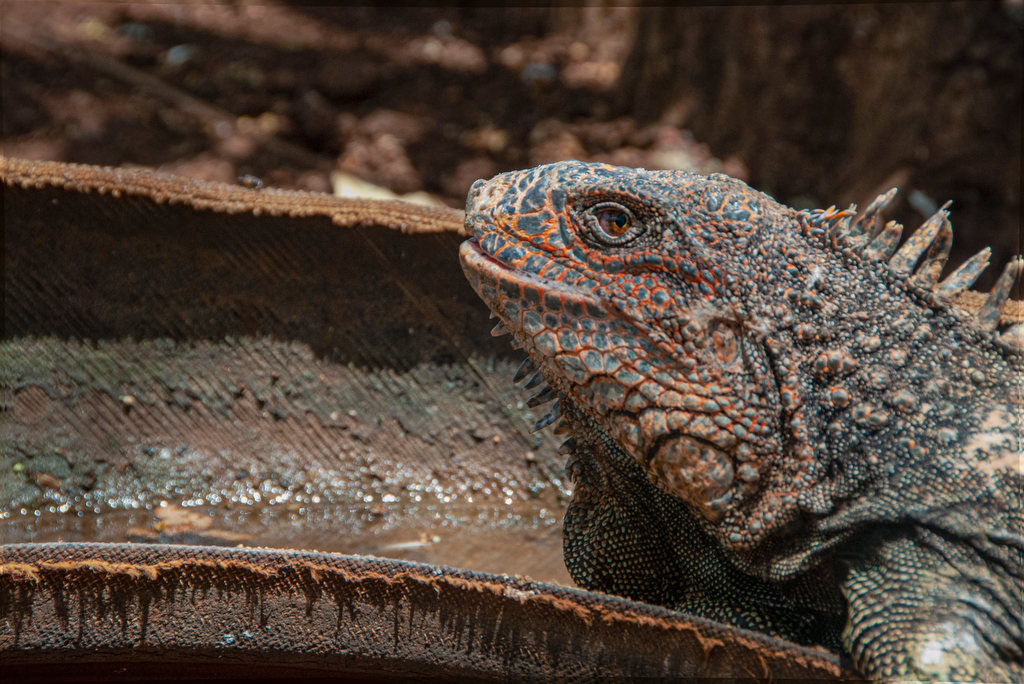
<box><xmin>0</xmin><ymin>157</ymin><xmax>856</xmax><ymax>680</ymax></box>
<box><xmin>459</xmin><ymin>161</ymin><xmax>1023</xmax><ymax>681</ymax></box>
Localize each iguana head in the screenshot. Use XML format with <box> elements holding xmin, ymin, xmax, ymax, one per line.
<box><xmin>461</xmin><ymin>160</ymin><xmax>1024</xmax><ymax>680</ymax></box>
<box><xmin>460</xmin><ymin>160</ymin><xmax>1023</xmax><ymax>558</ymax></box>
<box><xmin>460</xmin><ymin>161</ymin><xmax>807</xmax><ymax>548</ymax></box>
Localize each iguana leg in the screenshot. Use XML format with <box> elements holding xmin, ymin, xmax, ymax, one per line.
<box><xmin>841</xmin><ymin>528</ymin><xmax>1023</xmax><ymax>681</ymax></box>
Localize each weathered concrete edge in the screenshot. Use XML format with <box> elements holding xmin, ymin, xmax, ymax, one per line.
<box><xmin>0</xmin><ymin>542</ymin><xmax>859</xmax><ymax>680</ymax></box>
<box><xmin>0</xmin><ymin>156</ymin><xmax>467</xmax><ymax>235</ymax></box>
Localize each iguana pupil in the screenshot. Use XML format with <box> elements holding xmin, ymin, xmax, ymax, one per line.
<box><xmin>593</xmin><ymin>204</ymin><xmax>633</xmax><ymax>239</ymax></box>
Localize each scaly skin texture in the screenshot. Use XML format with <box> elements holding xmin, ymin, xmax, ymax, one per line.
<box><xmin>459</xmin><ymin>161</ymin><xmax>1023</xmax><ymax>681</ymax></box>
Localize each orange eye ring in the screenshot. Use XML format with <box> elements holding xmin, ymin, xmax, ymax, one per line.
<box><xmin>587</xmin><ymin>202</ymin><xmax>641</xmax><ymax>245</ymax></box>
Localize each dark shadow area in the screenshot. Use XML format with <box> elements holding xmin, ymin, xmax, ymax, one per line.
<box><xmin>2</xmin><ymin>184</ymin><xmax>513</xmax><ymax>369</ymax></box>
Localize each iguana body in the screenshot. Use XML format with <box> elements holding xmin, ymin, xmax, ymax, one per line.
<box><xmin>459</xmin><ymin>161</ymin><xmax>1023</xmax><ymax>681</ymax></box>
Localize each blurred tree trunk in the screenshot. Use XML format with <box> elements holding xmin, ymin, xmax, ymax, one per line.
<box><xmin>617</xmin><ymin>3</ymin><xmax>1022</xmax><ymax>286</ymax></box>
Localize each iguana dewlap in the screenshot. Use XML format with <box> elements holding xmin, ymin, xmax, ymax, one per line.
<box><xmin>459</xmin><ymin>161</ymin><xmax>1023</xmax><ymax>682</ymax></box>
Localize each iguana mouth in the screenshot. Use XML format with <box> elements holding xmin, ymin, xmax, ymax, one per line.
<box><xmin>459</xmin><ymin>237</ymin><xmax>518</xmax><ymax>278</ymax></box>
<box><xmin>459</xmin><ymin>238</ymin><xmax>603</xmax><ymax>320</ymax></box>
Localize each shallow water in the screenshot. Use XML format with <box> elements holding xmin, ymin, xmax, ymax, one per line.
<box><xmin>1</xmin><ymin>499</ymin><xmax>572</xmax><ymax>586</ymax></box>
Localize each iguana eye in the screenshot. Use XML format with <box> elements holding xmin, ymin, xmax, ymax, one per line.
<box><xmin>587</xmin><ymin>203</ymin><xmax>642</xmax><ymax>245</ymax></box>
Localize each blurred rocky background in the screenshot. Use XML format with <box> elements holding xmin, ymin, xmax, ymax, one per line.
<box><xmin>2</xmin><ymin>2</ymin><xmax>1020</xmax><ymax>285</ymax></box>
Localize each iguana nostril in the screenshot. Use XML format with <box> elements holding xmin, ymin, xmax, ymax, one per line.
<box><xmin>466</xmin><ymin>178</ymin><xmax>487</xmax><ymax>211</ymax></box>
<box><xmin>466</xmin><ymin>176</ymin><xmax>512</xmax><ymax>214</ymax></box>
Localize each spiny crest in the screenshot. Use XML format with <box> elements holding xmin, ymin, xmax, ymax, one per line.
<box><xmin>495</xmin><ymin>319</ymin><xmax>568</xmax><ymax>439</ymax></box>
<box><xmin>797</xmin><ymin>189</ymin><xmax>1022</xmax><ymax>353</ymax></box>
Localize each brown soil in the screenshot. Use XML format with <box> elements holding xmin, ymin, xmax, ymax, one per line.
<box><xmin>1</xmin><ymin>5</ymin><xmax>731</xmax><ymax>198</ymax></box>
